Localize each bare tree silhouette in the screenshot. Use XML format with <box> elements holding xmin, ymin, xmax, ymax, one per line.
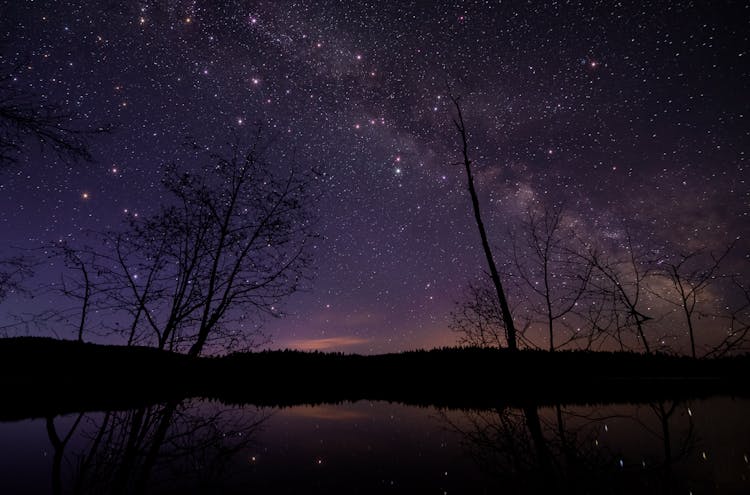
<box><xmin>451</xmin><ymin>205</ymin><xmax>594</xmax><ymax>351</ymax></box>
<box><xmin>450</xmin><ymin>280</ymin><xmax>510</xmax><ymax>348</ymax></box>
<box><xmin>450</xmin><ymin>210</ymin><xmax>748</xmax><ymax>357</ymax></box>
<box><xmin>0</xmin><ymin>61</ymin><xmax>109</xmax><ymax>167</ymax></box>
<box><xmin>704</xmin><ymin>268</ymin><xmax>750</xmax><ymax>357</ymax></box>
<box><xmin>447</xmin><ymin>90</ymin><xmax>518</xmax><ymax>350</ymax></box>
<box><xmin>511</xmin><ymin>206</ymin><xmax>593</xmax><ymax>351</ymax></box>
<box><xmin>45</xmin><ymin>132</ymin><xmax>317</xmax><ymax>354</ymax></box>
<box><xmin>653</xmin><ymin>241</ymin><xmax>735</xmax><ymax>358</ymax></box>
<box><xmin>0</xmin><ymin>255</ymin><xmax>33</xmax><ymax>303</ymax></box>
<box><xmin>579</xmin><ymin>232</ymin><xmax>658</xmax><ymax>354</ymax></box>
<box><xmin>54</xmin><ymin>244</ymin><xmax>96</xmax><ymax>343</ymax></box>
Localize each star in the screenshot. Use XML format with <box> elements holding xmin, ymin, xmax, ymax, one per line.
<box><xmin>0</xmin><ymin>0</ymin><xmax>745</xmax><ymax>358</ymax></box>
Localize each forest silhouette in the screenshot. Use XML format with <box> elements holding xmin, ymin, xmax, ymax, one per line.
<box><xmin>2</xmin><ymin>337</ymin><xmax>748</xmax><ymax>422</ymax></box>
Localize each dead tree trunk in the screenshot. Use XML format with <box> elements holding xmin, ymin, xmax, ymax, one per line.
<box><xmin>449</xmin><ymin>92</ymin><xmax>518</xmax><ymax>350</ymax></box>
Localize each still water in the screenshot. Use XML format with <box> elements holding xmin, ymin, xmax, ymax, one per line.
<box><xmin>1</xmin><ymin>397</ymin><xmax>749</xmax><ymax>494</ymax></box>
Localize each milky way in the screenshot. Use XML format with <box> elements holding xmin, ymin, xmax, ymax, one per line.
<box><xmin>1</xmin><ymin>1</ymin><xmax>747</xmax><ymax>352</ymax></box>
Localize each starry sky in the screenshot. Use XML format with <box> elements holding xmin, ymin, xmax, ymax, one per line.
<box><xmin>0</xmin><ymin>1</ymin><xmax>748</xmax><ymax>353</ymax></box>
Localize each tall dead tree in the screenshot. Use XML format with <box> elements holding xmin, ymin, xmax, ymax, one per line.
<box><xmin>448</xmin><ymin>92</ymin><xmax>518</xmax><ymax>350</ymax></box>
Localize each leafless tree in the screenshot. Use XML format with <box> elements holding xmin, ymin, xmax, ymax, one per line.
<box><xmin>447</xmin><ymin>90</ymin><xmax>518</xmax><ymax>350</ymax></box>
<box><xmin>451</xmin><ymin>205</ymin><xmax>595</xmax><ymax>351</ymax></box>
<box><xmin>0</xmin><ymin>255</ymin><xmax>33</xmax><ymax>303</ymax></box>
<box><xmin>0</xmin><ymin>61</ymin><xmax>109</xmax><ymax>166</ymax></box>
<box><xmin>580</xmin><ymin>233</ymin><xmax>658</xmax><ymax>354</ymax></box>
<box><xmin>511</xmin><ymin>206</ymin><xmax>593</xmax><ymax>351</ymax></box>
<box><xmin>89</xmin><ymin>134</ymin><xmax>317</xmax><ymax>356</ymax></box>
<box><xmin>653</xmin><ymin>242</ymin><xmax>735</xmax><ymax>358</ymax></box>
<box><xmin>704</xmin><ymin>270</ymin><xmax>750</xmax><ymax>358</ymax></box>
<box><xmin>54</xmin><ymin>244</ymin><xmax>97</xmax><ymax>343</ymax></box>
<box><xmin>451</xmin><ymin>280</ymin><xmax>516</xmax><ymax>348</ymax></box>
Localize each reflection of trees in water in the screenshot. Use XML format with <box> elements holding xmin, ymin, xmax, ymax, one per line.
<box><xmin>442</xmin><ymin>400</ymin><xmax>696</xmax><ymax>493</ymax></box>
<box><xmin>630</xmin><ymin>401</ymin><xmax>696</xmax><ymax>474</ymax></box>
<box><xmin>442</xmin><ymin>404</ymin><xmax>612</xmax><ymax>493</ymax></box>
<box><xmin>45</xmin><ymin>400</ymin><xmax>268</xmax><ymax>494</ymax></box>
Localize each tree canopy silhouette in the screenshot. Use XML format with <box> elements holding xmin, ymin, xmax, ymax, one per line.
<box><xmin>106</xmin><ymin>136</ymin><xmax>317</xmax><ymax>356</ymax></box>
<box><xmin>36</xmin><ymin>133</ymin><xmax>318</xmax><ymax>355</ymax></box>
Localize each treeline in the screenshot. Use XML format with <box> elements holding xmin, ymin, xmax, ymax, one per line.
<box><xmin>2</xmin><ymin>337</ymin><xmax>749</xmax><ymax>420</ymax></box>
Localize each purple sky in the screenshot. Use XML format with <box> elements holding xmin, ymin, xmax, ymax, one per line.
<box><xmin>1</xmin><ymin>1</ymin><xmax>747</xmax><ymax>353</ymax></box>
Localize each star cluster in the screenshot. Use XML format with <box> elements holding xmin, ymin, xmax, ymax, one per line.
<box><xmin>0</xmin><ymin>1</ymin><xmax>747</xmax><ymax>352</ymax></box>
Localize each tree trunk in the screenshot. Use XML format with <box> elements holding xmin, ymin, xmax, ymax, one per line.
<box><xmin>450</xmin><ymin>94</ymin><xmax>518</xmax><ymax>350</ymax></box>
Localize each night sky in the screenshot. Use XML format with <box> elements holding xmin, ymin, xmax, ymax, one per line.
<box><xmin>1</xmin><ymin>1</ymin><xmax>748</xmax><ymax>353</ymax></box>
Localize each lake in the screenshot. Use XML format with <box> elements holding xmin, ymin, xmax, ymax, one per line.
<box><xmin>1</xmin><ymin>397</ymin><xmax>749</xmax><ymax>493</ymax></box>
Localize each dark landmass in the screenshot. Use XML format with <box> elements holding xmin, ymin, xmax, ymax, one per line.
<box><xmin>1</xmin><ymin>337</ymin><xmax>749</xmax><ymax>421</ymax></box>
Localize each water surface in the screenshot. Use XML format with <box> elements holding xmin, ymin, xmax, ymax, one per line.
<box><xmin>1</xmin><ymin>397</ymin><xmax>748</xmax><ymax>493</ymax></box>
